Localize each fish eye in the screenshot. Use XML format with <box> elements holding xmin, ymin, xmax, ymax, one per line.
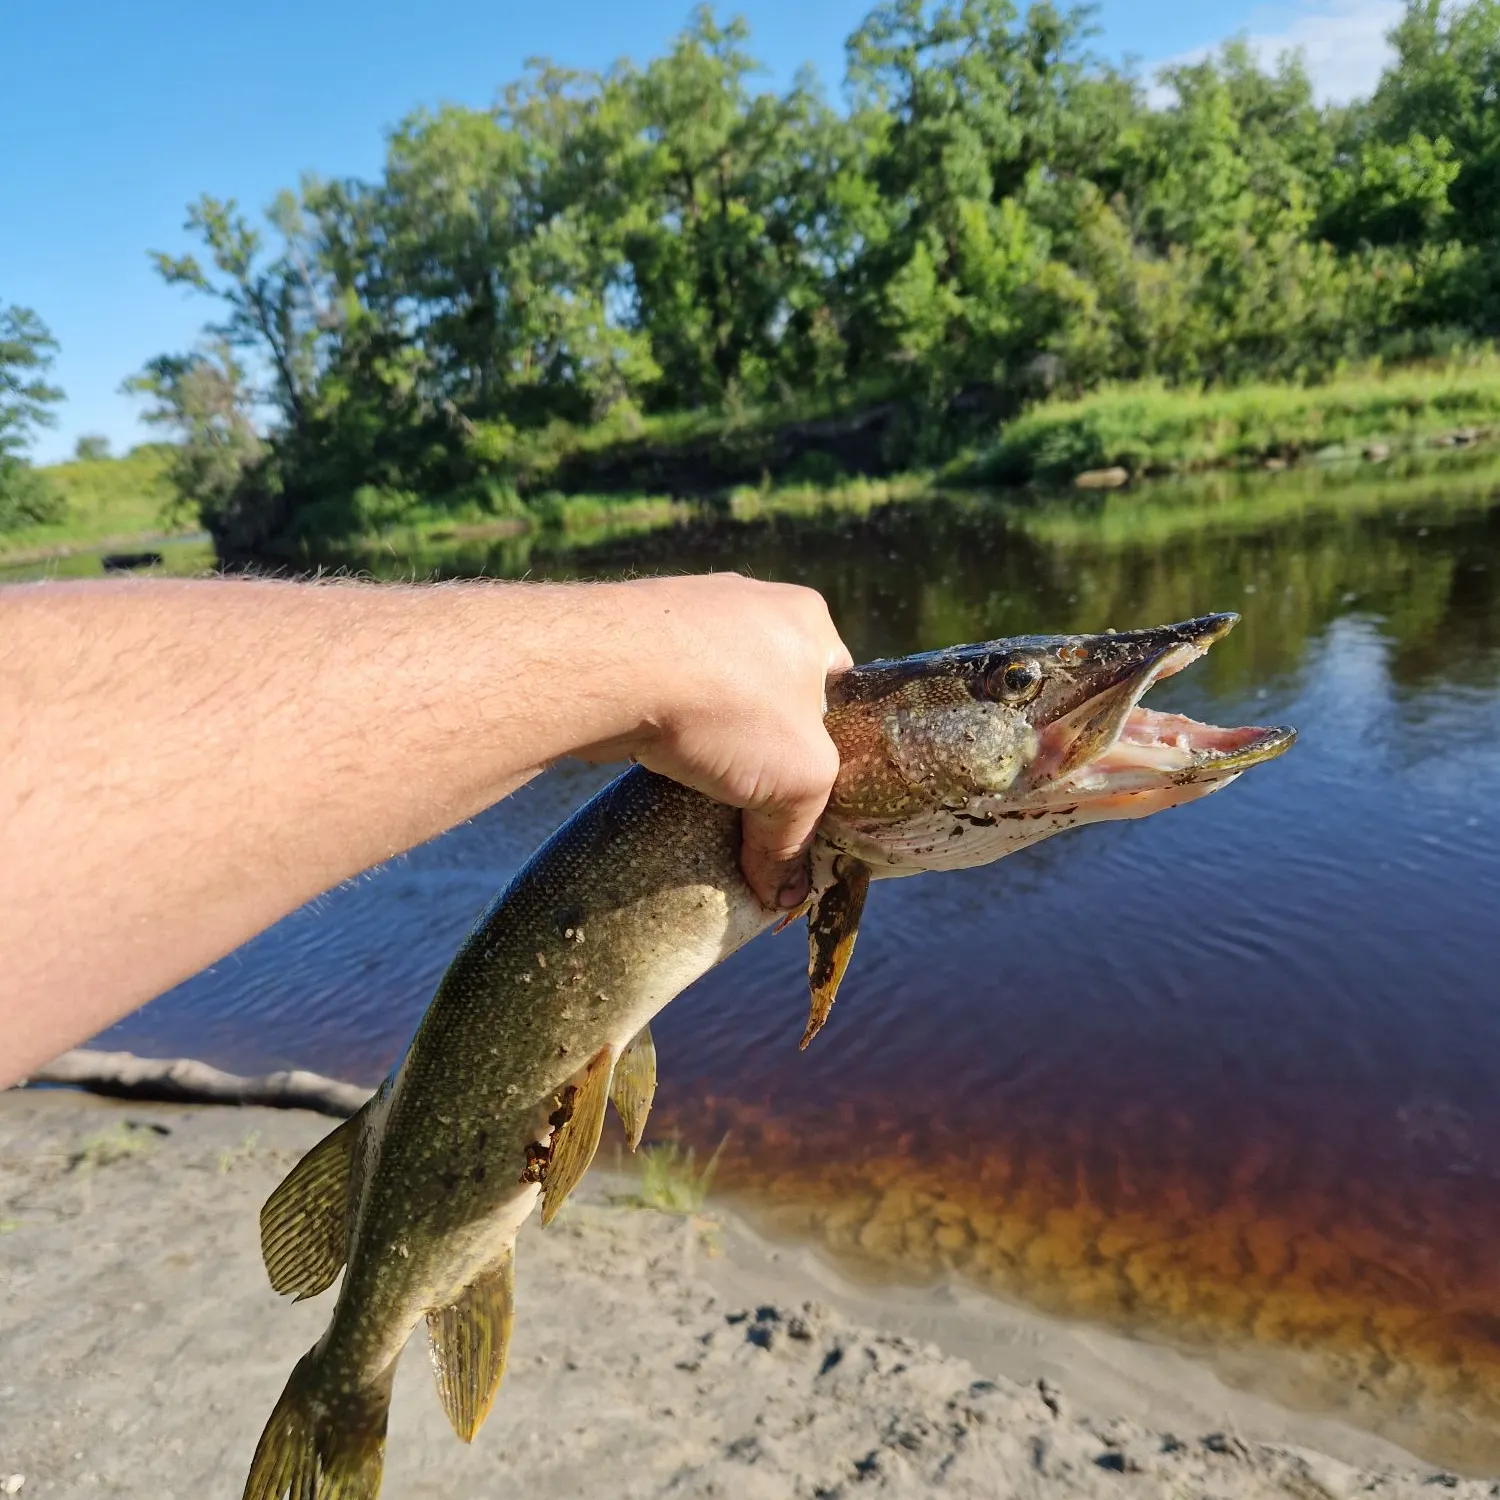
<box><xmin>987</xmin><ymin>655</ymin><xmax>1044</xmax><ymax>704</ymax></box>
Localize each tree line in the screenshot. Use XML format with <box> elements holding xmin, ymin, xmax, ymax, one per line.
<box><xmin>9</xmin><ymin>0</ymin><xmax>1500</xmax><ymax>550</ymax></box>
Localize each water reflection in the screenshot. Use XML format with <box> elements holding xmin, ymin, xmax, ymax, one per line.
<box><xmin>101</xmin><ymin>463</ymin><xmax>1500</xmax><ymax>1466</ymax></box>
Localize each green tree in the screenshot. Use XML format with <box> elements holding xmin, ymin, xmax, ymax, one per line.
<box><xmin>619</xmin><ymin>12</ymin><xmax>836</xmax><ymax>404</ymax></box>
<box><xmin>123</xmin><ymin>340</ymin><xmax>263</xmax><ymax>538</ymax></box>
<box><xmin>0</xmin><ymin>303</ymin><xmax>66</xmax><ymax>530</ymax></box>
<box><xmin>150</xmin><ymin>193</ymin><xmax>330</xmax><ymax>435</ymax></box>
<box><xmin>1367</xmin><ymin>0</ymin><xmax>1500</xmax><ymax>245</ymax></box>
<box><xmin>134</xmin><ymin>0</ymin><xmax>1500</xmax><ymax>559</ymax></box>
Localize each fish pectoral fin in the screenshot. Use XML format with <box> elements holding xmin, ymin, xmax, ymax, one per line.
<box><xmin>426</xmin><ymin>1248</ymin><xmax>516</xmax><ymax>1444</ymax></box>
<box><xmin>541</xmin><ymin>1044</ymin><xmax>613</xmax><ymax>1226</ymax></box>
<box><xmin>259</xmin><ymin>1100</ymin><xmax>368</xmax><ymax>1300</ymax></box>
<box><xmin>609</xmin><ymin>1023</ymin><xmax>658</xmax><ymax>1152</ymax></box>
<box><xmin>801</xmin><ymin>854</ymin><xmax>872</xmax><ymax>1050</ymax></box>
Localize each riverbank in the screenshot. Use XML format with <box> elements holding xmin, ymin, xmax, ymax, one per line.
<box><xmin>977</xmin><ymin>359</ymin><xmax>1500</xmax><ymax>484</ymax></box>
<box><xmin>322</xmin><ymin>472</ymin><xmax>939</xmax><ymax>571</ymax></box>
<box><xmin>13</xmin><ymin>361</ymin><xmax>1500</xmax><ymax>577</ymax></box>
<box><xmin>3</xmin><ymin>1086</ymin><xmax>1490</xmax><ymax>1498</ymax></box>
<box><xmin>0</xmin><ymin>468</ymin><xmax>939</xmax><ymax>579</ymax></box>
<box><xmin>0</xmin><ymin>446</ymin><xmax>203</xmax><ymax>564</ymax></box>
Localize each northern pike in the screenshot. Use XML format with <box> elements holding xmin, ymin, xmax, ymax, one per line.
<box><xmin>244</xmin><ymin>613</ymin><xmax>1295</xmax><ymax>1500</ymax></box>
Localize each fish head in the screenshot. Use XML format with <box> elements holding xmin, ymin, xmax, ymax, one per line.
<box><xmin>821</xmin><ymin>613</ymin><xmax>1296</xmax><ymax>875</ymax></box>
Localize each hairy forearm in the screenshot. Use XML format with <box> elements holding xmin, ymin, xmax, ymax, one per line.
<box><xmin>0</xmin><ymin>576</ymin><xmax>697</xmax><ymax>1082</ymax></box>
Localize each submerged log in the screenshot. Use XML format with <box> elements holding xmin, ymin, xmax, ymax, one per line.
<box><xmin>18</xmin><ymin>1049</ymin><xmax>371</xmax><ymax>1118</ymax></box>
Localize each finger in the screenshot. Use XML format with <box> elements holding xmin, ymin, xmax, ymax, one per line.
<box><xmin>739</xmin><ymin>761</ymin><xmax>838</xmax><ymax>910</ymax></box>
<box><xmin>739</xmin><ymin>810</ymin><xmax>814</xmax><ymax>911</ymax></box>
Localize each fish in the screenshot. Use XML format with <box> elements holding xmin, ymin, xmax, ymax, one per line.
<box><xmin>243</xmin><ymin>613</ymin><xmax>1295</xmax><ymax>1499</ymax></box>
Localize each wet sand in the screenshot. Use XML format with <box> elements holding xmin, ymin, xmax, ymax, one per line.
<box><xmin>3</xmin><ymin>1089</ymin><xmax>1492</xmax><ymax>1499</ymax></box>
<box><xmin>667</xmin><ymin>1086</ymin><xmax>1500</xmax><ymax>1472</ymax></box>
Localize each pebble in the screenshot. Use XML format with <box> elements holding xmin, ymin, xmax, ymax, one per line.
<box><xmin>2</xmin><ymin>1477</ymin><xmax>24</xmax><ymax>1496</ymax></box>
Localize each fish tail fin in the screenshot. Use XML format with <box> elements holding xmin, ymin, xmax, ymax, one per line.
<box><xmin>242</xmin><ymin>1347</ymin><xmax>395</xmax><ymax>1500</ymax></box>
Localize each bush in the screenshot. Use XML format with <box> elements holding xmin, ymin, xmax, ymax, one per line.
<box><xmin>0</xmin><ymin>459</ymin><xmax>67</xmax><ymax>530</ymax></box>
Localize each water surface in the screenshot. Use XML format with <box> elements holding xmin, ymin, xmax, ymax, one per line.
<box><xmin>99</xmin><ymin>460</ymin><xmax>1500</xmax><ymax>1465</ymax></box>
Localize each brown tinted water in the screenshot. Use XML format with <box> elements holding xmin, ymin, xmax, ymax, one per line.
<box><xmin>98</xmin><ymin>462</ymin><xmax>1500</xmax><ymax>1465</ymax></box>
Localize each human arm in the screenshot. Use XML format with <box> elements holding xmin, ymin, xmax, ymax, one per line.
<box><xmin>0</xmin><ymin>573</ymin><xmax>851</xmax><ymax>1086</ymax></box>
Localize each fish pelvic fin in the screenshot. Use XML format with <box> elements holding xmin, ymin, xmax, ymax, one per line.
<box><xmin>242</xmin><ymin>1346</ymin><xmax>394</xmax><ymax>1500</ymax></box>
<box><xmin>260</xmin><ymin>1101</ymin><xmax>369</xmax><ymax>1301</ymax></box>
<box><xmin>540</xmin><ymin>1044</ymin><xmax>613</xmax><ymax>1226</ymax></box>
<box><xmin>426</xmin><ymin>1247</ymin><xmax>516</xmax><ymax>1443</ymax></box>
<box><xmin>609</xmin><ymin>1023</ymin><xmax>658</xmax><ymax>1152</ymax></box>
<box><xmin>800</xmin><ymin>854</ymin><xmax>872</xmax><ymax>1050</ymax></box>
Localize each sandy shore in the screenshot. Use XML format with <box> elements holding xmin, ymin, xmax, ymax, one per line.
<box><xmin>1</xmin><ymin>1089</ymin><xmax>1490</xmax><ymax>1499</ymax></box>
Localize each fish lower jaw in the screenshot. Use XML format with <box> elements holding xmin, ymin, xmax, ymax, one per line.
<box><xmin>1057</xmin><ymin>708</ymin><xmax>1294</xmax><ymax>793</ymax></box>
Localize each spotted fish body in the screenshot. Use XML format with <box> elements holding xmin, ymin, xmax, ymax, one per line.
<box><xmin>316</xmin><ymin>773</ymin><xmax>766</xmax><ymax>1374</ymax></box>
<box><xmin>244</xmin><ymin>615</ymin><xmax>1296</xmax><ymax>1500</ymax></box>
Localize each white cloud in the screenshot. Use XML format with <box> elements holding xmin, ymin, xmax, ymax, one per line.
<box><xmin>1149</xmin><ymin>0</ymin><xmax>1403</xmax><ymax>106</ymax></box>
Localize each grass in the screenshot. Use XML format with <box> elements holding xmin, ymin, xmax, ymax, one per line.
<box><xmin>0</xmin><ymin>445</ymin><xmax>199</xmax><ymax>564</ymax></box>
<box><xmin>531</xmin><ymin>491</ymin><xmax>695</xmax><ymax>536</ymax></box>
<box><xmin>621</xmin><ymin>1137</ymin><xmax>728</xmax><ymax>1216</ymax></box>
<box><xmin>69</xmin><ymin>1121</ymin><xmax>161</xmax><ymax>1171</ymax></box>
<box><xmin>323</xmin><ymin>472</ymin><xmax>945</xmax><ymax>575</ymax></box>
<box><xmin>0</xmin><ymin>534</ymin><xmax>216</xmax><ymax>583</ymax></box>
<box><xmin>726</xmin><ymin>470</ymin><xmax>939</xmax><ymax>521</ymax></box>
<box><xmin>217</xmin><ymin>1130</ymin><xmax>263</xmax><ymax>1174</ymax></box>
<box><xmin>1003</xmin><ymin>446</ymin><xmax>1500</xmax><ymax>552</ymax></box>
<box><xmin>977</xmin><ymin>356</ymin><xmax>1500</xmax><ymax>484</ymax></box>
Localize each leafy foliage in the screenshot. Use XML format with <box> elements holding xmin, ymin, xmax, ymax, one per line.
<box><xmin>123</xmin><ymin>341</ymin><xmax>264</xmax><ymax>539</ymax></box>
<box><xmin>0</xmin><ymin>302</ymin><xmax>66</xmax><ymax>531</ymax></box>
<box><xmin>129</xmin><ymin>0</ymin><xmax>1500</xmax><ymax>557</ymax></box>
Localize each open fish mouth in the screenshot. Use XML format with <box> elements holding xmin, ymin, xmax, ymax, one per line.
<box><xmin>1032</xmin><ymin>618</ymin><xmax>1297</xmax><ymax>800</ymax></box>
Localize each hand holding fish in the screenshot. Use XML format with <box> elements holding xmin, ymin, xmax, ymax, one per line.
<box><xmin>569</xmin><ymin>573</ymin><xmax>853</xmax><ymax>910</ymax></box>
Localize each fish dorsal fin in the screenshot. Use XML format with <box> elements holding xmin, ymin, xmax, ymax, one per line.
<box><xmin>609</xmin><ymin>1023</ymin><xmax>658</xmax><ymax>1152</ymax></box>
<box><xmin>426</xmin><ymin>1248</ymin><xmax>516</xmax><ymax>1443</ymax></box>
<box><xmin>259</xmin><ymin>1100</ymin><xmax>368</xmax><ymax>1300</ymax></box>
<box><xmin>801</xmin><ymin>854</ymin><xmax>872</xmax><ymax>1050</ymax></box>
<box><xmin>541</xmin><ymin>1045</ymin><xmax>613</xmax><ymax>1226</ymax></box>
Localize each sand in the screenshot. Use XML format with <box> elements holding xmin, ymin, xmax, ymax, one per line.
<box><xmin>1</xmin><ymin>1088</ymin><xmax>1492</xmax><ymax>1499</ymax></box>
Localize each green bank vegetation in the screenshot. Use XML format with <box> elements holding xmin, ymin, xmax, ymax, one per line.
<box><xmin>0</xmin><ymin>443</ymin><xmax>215</xmax><ymax>580</ymax></box>
<box><xmin>68</xmin><ymin>1122</ymin><xmax>160</xmax><ymax>1172</ymax></box>
<box><xmin>0</xmin><ymin>445</ymin><xmax>188</xmax><ymax>558</ymax></box>
<box><xmin>1001</xmin><ymin>446</ymin><xmax>1500</xmax><ymax>551</ymax></box>
<box><xmin>0</xmin><ymin>304</ymin><xmax>67</xmax><ymax>531</ymax></box>
<box><xmin>978</xmin><ymin>356</ymin><xmax>1500</xmax><ymax>483</ymax></box>
<box><xmin>621</xmin><ymin>1138</ymin><xmax>728</xmax><ymax>1217</ymax></box>
<box><xmin>11</xmin><ymin>0</ymin><xmax>1500</xmax><ymax>561</ymax></box>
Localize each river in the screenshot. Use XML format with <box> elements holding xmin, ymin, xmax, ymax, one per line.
<box><xmin>94</xmin><ymin>456</ymin><xmax>1500</xmax><ymax>1466</ymax></box>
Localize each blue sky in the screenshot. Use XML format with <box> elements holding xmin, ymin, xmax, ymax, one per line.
<box><xmin>3</xmin><ymin>0</ymin><xmax>1401</xmax><ymax>461</ymax></box>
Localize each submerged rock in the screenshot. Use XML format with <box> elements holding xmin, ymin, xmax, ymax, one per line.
<box><xmin>1074</xmin><ymin>466</ymin><xmax>1130</xmax><ymax>490</ymax></box>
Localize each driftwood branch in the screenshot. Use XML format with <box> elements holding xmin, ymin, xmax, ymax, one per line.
<box><xmin>19</xmin><ymin>1049</ymin><xmax>371</xmax><ymax>1118</ymax></box>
